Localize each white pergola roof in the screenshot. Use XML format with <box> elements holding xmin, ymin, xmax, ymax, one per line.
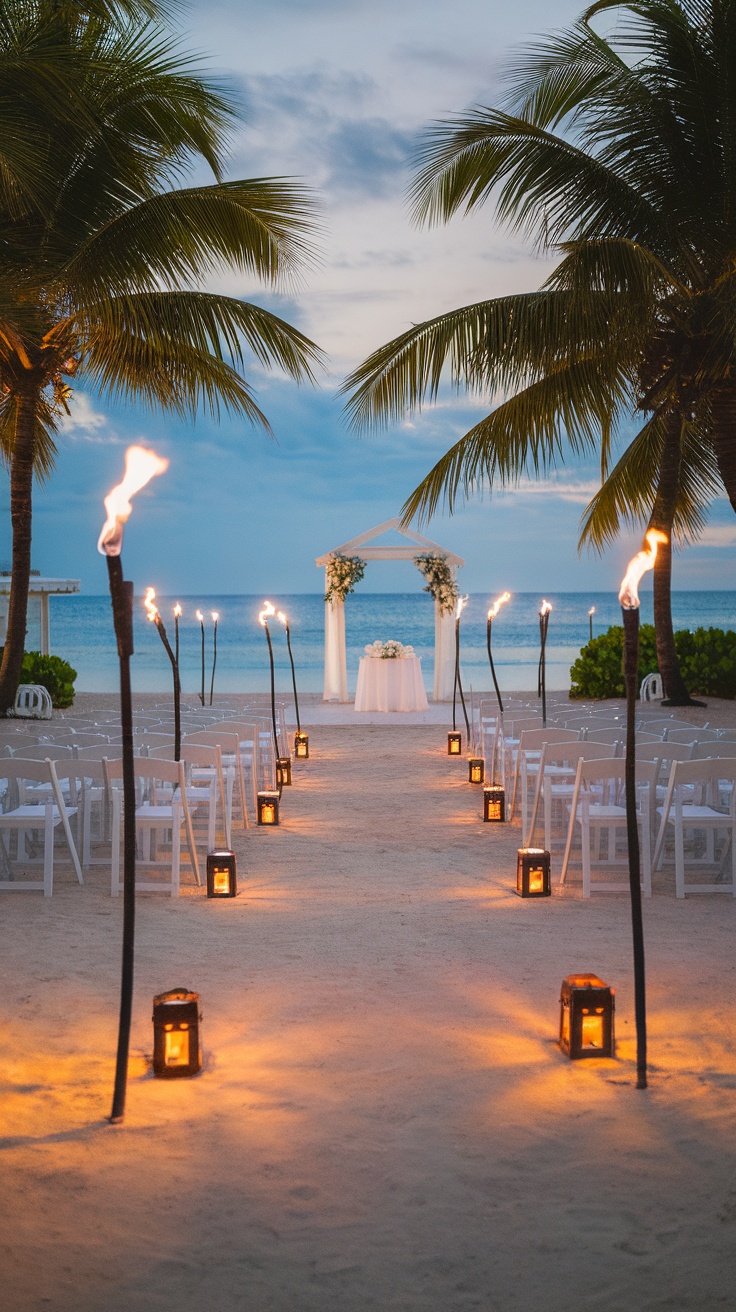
<box><xmin>315</xmin><ymin>518</ymin><xmax>464</xmax><ymax>568</ymax></box>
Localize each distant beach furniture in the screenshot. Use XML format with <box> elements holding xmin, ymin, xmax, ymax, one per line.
<box><xmin>316</xmin><ymin>519</ymin><xmax>464</xmax><ymax>704</ymax></box>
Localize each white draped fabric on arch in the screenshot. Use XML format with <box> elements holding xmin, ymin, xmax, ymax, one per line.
<box><xmin>315</xmin><ymin>519</ymin><xmax>464</xmax><ymax>703</ymax></box>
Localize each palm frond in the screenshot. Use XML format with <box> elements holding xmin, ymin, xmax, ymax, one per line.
<box><xmin>70</xmin><ymin>290</ymin><xmax>324</xmax><ymax>385</ymax></box>
<box><xmin>399</xmin><ymin>358</ymin><xmax>628</xmax><ymax>525</ymax></box>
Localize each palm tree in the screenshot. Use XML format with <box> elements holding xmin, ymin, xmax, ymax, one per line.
<box><xmin>0</xmin><ymin>1</ymin><xmax>322</xmax><ymax>711</ymax></box>
<box><xmin>344</xmin><ymin>0</ymin><xmax>736</xmax><ymax>704</ymax></box>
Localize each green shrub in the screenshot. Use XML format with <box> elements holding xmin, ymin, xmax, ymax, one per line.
<box><xmin>569</xmin><ymin>624</ymin><xmax>736</xmax><ymax>700</ymax></box>
<box><xmin>20</xmin><ymin>652</ymin><xmax>77</xmax><ymax>708</ymax></box>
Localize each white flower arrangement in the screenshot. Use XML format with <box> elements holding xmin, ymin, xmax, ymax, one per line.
<box><xmin>324</xmin><ymin>552</ymin><xmax>367</xmax><ymax>607</ymax></box>
<box><xmin>364</xmin><ymin>640</ymin><xmax>416</xmax><ymax>659</ymax></box>
<box><xmin>414</xmin><ymin>553</ymin><xmax>458</xmax><ymax>615</ymax></box>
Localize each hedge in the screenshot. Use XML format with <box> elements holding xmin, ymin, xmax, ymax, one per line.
<box><xmin>569</xmin><ymin>624</ymin><xmax>736</xmax><ymax>700</ymax></box>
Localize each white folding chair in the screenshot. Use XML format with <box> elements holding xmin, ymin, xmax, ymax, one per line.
<box><xmin>653</xmin><ymin>759</ymin><xmax>736</xmax><ymax>896</ymax></box>
<box><xmin>512</xmin><ymin>727</ymin><xmax>580</xmax><ymax>828</ymax></box>
<box><xmin>151</xmin><ymin>744</ymin><xmax>228</xmax><ymax>850</ymax></box>
<box><xmin>107</xmin><ymin>758</ymin><xmax>200</xmax><ymax>897</ymax></box>
<box><xmin>0</xmin><ymin>759</ymin><xmax>83</xmax><ymax>895</ymax></box>
<box><xmin>560</xmin><ymin>758</ymin><xmax>657</xmax><ymax>897</ymax></box>
<box><xmin>527</xmin><ymin>741</ymin><xmax>617</xmax><ymax>849</ymax></box>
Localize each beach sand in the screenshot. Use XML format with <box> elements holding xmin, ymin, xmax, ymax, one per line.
<box><xmin>1</xmin><ymin>704</ymin><xmax>736</xmax><ymax>1310</ymax></box>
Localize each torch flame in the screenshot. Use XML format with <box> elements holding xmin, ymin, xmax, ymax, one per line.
<box><xmin>144</xmin><ymin>586</ymin><xmax>159</xmax><ymax>623</ymax></box>
<box><xmin>211</xmin><ymin>611</ymin><xmax>219</xmax><ymax>623</ymax></box>
<box><xmin>276</xmin><ymin>610</ymin><xmax>288</xmax><ymax>626</ymax></box>
<box><xmin>455</xmin><ymin>594</ymin><xmax>469</xmax><ymax>621</ymax></box>
<box><xmin>196</xmin><ymin>610</ymin><xmax>204</xmax><ymax>623</ymax></box>
<box><xmin>540</xmin><ymin>599</ymin><xmax>552</xmax><ymax>617</ymax></box>
<box><xmin>173</xmin><ymin>603</ymin><xmax>182</xmax><ymax>618</ymax></box>
<box><xmin>589</xmin><ymin>606</ymin><xmax>596</xmax><ymax>617</ymax></box>
<box><xmin>487</xmin><ymin>591</ymin><xmax>511</xmax><ymax>621</ymax></box>
<box><xmin>259</xmin><ymin>600</ymin><xmax>275</xmax><ymax>627</ymax></box>
<box><xmin>97</xmin><ymin>445</ymin><xmax>169</xmax><ymax>556</ymax></box>
<box><xmin>619</xmin><ymin>529</ymin><xmax>668</xmax><ymax>609</ymax></box>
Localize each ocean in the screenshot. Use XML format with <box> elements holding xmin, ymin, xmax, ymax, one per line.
<box><xmin>33</xmin><ymin>590</ymin><xmax>736</xmax><ymax>695</ymax></box>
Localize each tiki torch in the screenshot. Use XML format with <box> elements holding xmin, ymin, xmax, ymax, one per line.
<box><xmin>259</xmin><ymin>600</ymin><xmax>281</xmax><ymax>766</ymax></box>
<box><xmin>487</xmin><ymin>592</ymin><xmax>510</xmax><ymax>717</ymax></box>
<box><xmin>209</xmin><ymin>611</ymin><xmax>219</xmax><ymax>705</ymax></box>
<box><xmin>98</xmin><ymin>444</ymin><xmax>169</xmax><ymax>1125</ymax></box>
<box><xmin>619</xmin><ymin>528</ymin><xmax>667</xmax><ymax>1091</ymax></box>
<box><xmin>173</xmin><ymin>603</ymin><xmax>182</xmax><ymax>668</ymax></box>
<box><xmin>538</xmin><ymin>600</ymin><xmax>552</xmax><ymax>726</ymax></box>
<box><xmin>277</xmin><ymin>608</ymin><xmax>303</xmax><ymax>737</ymax></box>
<box><xmin>144</xmin><ymin>588</ymin><xmax>180</xmax><ymax>760</ymax></box>
<box><xmin>589</xmin><ymin>606</ymin><xmax>596</xmax><ymax>643</ymax></box>
<box><xmin>196</xmin><ymin>609</ymin><xmax>205</xmax><ymax>706</ymax></box>
<box><xmin>452</xmin><ymin>594</ymin><xmax>471</xmax><ymax>746</ymax></box>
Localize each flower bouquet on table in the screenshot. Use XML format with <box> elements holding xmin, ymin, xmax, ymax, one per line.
<box><xmin>365</xmin><ymin>640</ymin><xmax>416</xmax><ymax>660</ymax></box>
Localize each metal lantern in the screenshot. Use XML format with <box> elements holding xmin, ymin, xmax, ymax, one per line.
<box><xmin>483</xmin><ymin>784</ymin><xmax>506</xmax><ymax>823</ymax></box>
<box><xmin>447</xmin><ymin>731</ymin><xmax>462</xmax><ymax>756</ymax></box>
<box><xmin>294</xmin><ymin>731</ymin><xmax>309</xmax><ymax>759</ymax></box>
<box><xmin>516</xmin><ymin>847</ymin><xmax>551</xmax><ymax>897</ymax></box>
<box><xmin>257</xmin><ymin>790</ymin><xmax>280</xmax><ymax>826</ymax></box>
<box><xmin>206</xmin><ymin>849</ymin><xmax>237</xmax><ymax>898</ymax></box>
<box><xmin>152</xmin><ymin>988</ymin><xmax>202</xmax><ymax>1078</ymax></box>
<box><xmin>277</xmin><ymin>755</ymin><xmax>292</xmax><ymax>787</ymax></box>
<box><xmin>468</xmin><ymin>757</ymin><xmax>485</xmax><ymax>784</ymax></box>
<box><xmin>559</xmin><ymin>974</ymin><xmax>615</xmax><ymax>1060</ymax></box>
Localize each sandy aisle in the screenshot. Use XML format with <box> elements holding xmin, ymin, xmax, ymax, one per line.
<box><xmin>1</xmin><ymin>725</ymin><xmax>736</xmax><ymax>1311</ymax></box>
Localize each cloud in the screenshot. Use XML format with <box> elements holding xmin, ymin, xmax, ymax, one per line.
<box><xmin>693</xmin><ymin>524</ymin><xmax>736</xmax><ymax>548</ymax></box>
<box><xmin>57</xmin><ymin>392</ymin><xmax>120</xmax><ymax>444</ymax></box>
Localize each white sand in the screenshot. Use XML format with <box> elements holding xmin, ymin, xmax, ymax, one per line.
<box><xmin>2</xmin><ymin>711</ymin><xmax>736</xmax><ymax>1310</ymax></box>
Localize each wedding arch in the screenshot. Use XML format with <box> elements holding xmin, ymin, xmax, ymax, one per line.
<box><xmin>316</xmin><ymin>518</ymin><xmax>464</xmax><ymax>703</ymax></box>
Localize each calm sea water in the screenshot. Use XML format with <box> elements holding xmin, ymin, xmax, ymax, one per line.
<box><xmin>35</xmin><ymin>591</ymin><xmax>736</xmax><ymax>694</ymax></box>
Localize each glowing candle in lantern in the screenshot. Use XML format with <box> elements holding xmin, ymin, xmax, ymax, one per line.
<box><xmin>98</xmin><ymin>445</ymin><xmax>168</xmax><ymax>1124</ymax></box>
<box><xmin>618</xmin><ymin>528</ymin><xmax>666</xmax><ymax>1091</ymax></box>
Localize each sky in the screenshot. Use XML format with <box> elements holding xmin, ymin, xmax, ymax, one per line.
<box><xmin>3</xmin><ymin>0</ymin><xmax>736</xmax><ymax>596</ymax></box>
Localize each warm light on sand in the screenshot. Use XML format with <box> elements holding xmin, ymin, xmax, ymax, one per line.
<box><xmin>97</xmin><ymin>445</ymin><xmax>169</xmax><ymax>556</ymax></box>
<box><xmin>619</xmin><ymin>529</ymin><xmax>668</xmax><ymax>608</ymax></box>
<box><xmin>487</xmin><ymin>592</ymin><xmax>511</xmax><ymax>621</ymax></box>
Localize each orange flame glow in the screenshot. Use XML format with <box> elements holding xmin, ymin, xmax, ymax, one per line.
<box><xmin>173</xmin><ymin>603</ymin><xmax>182</xmax><ymax>618</ymax></box>
<box><xmin>211</xmin><ymin>611</ymin><xmax>219</xmax><ymax>623</ymax></box>
<box><xmin>196</xmin><ymin>610</ymin><xmax>204</xmax><ymax>623</ymax></box>
<box><xmin>455</xmin><ymin>594</ymin><xmax>469</xmax><ymax>621</ymax></box>
<box><xmin>276</xmin><ymin>610</ymin><xmax>288</xmax><ymax>626</ymax></box>
<box><xmin>487</xmin><ymin>591</ymin><xmax>511</xmax><ymax>621</ymax></box>
<box><xmin>97</xmin><ymin>445</ymin><xmax>169</xmax><ymax>556</ymax></box>
<box><xmin>144</xmin><ymin>587</ymin><xmax>159</xmax><ymax>623</ymax></box>
<box><xmin>619</xmin><ymin>529</ymin><xmax>668</xmax><ymax>608</ymax></box>
<box><xmin>259</xmin><ymin>600</ymin><xmax>275</xmax><ymax>627</ymax></box>
<box><xmin>540</xmin><ymin>599</ymin><xmax>552</xmax><ymax>618</ymax></box>
<box><xmin>588</xmin><ymin>606</ymin><xmax>596</xmax><ymax>617</ymax></box>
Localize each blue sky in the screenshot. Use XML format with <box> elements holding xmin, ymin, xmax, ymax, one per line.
<box><xmin>3</xmin><ymin>0</ymin><xmax>736</xmax><ymax>595</ymax></box>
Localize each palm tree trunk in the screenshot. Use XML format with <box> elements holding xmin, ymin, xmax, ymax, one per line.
<box><xmin>648</xmin><ymin>416</ymin><xmax>702</xmax><ymax>706</ymax></box>
<box><xmin>0</xmin><ymin>388</ymin><xmax>38</xmax><ymax>714</ymax></box>
<box><xmin>710</xmin><ymin>388</ymin><xmax>736</xmax><ymax>514</ymax></box>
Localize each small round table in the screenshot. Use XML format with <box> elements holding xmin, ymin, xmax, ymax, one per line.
<box><xmin>354</xmin><ymin>656</ymin><xmax>429</xmax><ymax>712</ymax></box>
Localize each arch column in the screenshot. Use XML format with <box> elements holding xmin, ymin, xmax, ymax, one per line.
<box><xmin>323</xmin><ymin>571</ymin><xmax>348</xmax><ymax>702</ymax></box>
<box><xmin>433</xmin><ymin>567</ymin><xmax>457</xmax><ymax>702</ymax></box>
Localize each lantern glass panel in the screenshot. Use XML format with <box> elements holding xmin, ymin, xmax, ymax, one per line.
<box><xmin>277</xmin><ymin>756</ymin><xmax>292</xmax><ymax>787</ymax></box>
<box><xmin>559</xmin><ymin>974</ymin><xmax>615</xmax><ymax>1060</ymax></box>
<box><xmin>258</xmin><ymin>791</ymin><xmax>280</xmax><ymax>825</ymax></box>
<box><xmin>468</xmin><ymin>758</ymin><xmax>485</xmax><ymax>784</ymax></box>
<box><xmin>516</xmin><ymin>847</ymin><xmax>551</xmax><ymax>897</ymax></box>
<box><xmin>448</xmin><ymin>732</ymin><xmax>462</xmax><ymax>756</ymax></box>
<box><xmin>483</xmin><ymin>786</ymin><xmax>505</xmax><ymax>823</ymax></box>
<box><xmin>206</xmin><ymin>849</ymin><xmax>237</xmax><ymax>897</ymax></box>
<box><xmin>152</xmin><ymin>989</ymin><xmax>202</xmax><ymax>1078</ymax></box>
<box><xmin>294</xmin><ymin>733</ymin><xmax>309</xmax><ymax>759</ymax></box>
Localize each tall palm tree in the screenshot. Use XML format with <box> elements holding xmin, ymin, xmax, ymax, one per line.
<box><xmin>344</xmin><ymin>0</ymin><xmax>736</xmax><ymax>704</ymax></box>
<box><xmin>0</xmin><ymin>1</ymin><xmax>322</xmax><ymax>711</ymax></box>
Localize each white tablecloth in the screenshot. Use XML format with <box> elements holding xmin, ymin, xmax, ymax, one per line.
<box><xmin>354</xmin><ymin>656</ymin><xmax>428</xmax><ymax>712</ymax></box>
